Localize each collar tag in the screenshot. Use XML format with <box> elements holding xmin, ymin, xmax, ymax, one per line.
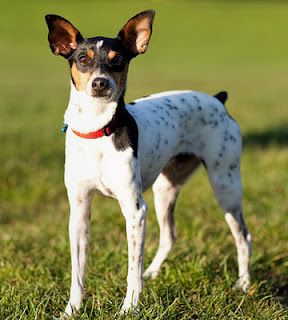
<box><xmin>61</xmin><ymin>123</ymin><xmax>68</xmax><ymax>133</ymax></box>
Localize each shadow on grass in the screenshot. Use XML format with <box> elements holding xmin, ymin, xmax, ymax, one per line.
<box><xmin>252</xmin><ymin>252</ymin><xmax>288</xmax><ymax>308</ymax></box>
<box><xmin>243</xmin><ymin>124</ymin><xmax>288</xmax><ymax>147</ymax></box>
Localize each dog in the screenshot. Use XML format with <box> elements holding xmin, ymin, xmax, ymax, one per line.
<box><xmin>45</xmin><ymin>10</ymin><xmax>252</xmax><ymax>316</ymax></box>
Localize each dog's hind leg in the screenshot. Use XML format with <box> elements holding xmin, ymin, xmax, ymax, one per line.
<box><xmin>143</xmin><ymin>173</ymin><xmax>179</xmax><ymax>279</ymax></box>
<box><xmin>206</xmin><ymin>159</ymin><xmax>252</xmax><ymax>292</ymax></box>
<box><xmin>144</xmin><ymin>154</ymin><xmax>201</xmax><ymax>279</ymax></box>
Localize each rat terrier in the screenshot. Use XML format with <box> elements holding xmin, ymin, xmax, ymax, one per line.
<box><xmin>45</xmin><ymin>10</ymin><xmax>251</xmax><ymax>316</ymax></box>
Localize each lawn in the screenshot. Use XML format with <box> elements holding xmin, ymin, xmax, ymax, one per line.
<box><xmin>1</xmin><ymin>0</ymin><xmax>288</xmax><ymax>319</ymax></box>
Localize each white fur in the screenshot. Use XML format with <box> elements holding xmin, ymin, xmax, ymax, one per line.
<box><xmin>63</xmin><ymin>88</ymin><xmax>251</xmax><ymax>316</ymax></box>
<box><xmin>65</xmin><ymin>83</ymin><xmax>118</xmax><ymax>134</ymax></box>
<box><xmin>96</xmin><ymin>40</ymin><xmax>103</xmax><ymax>49</ymax></box>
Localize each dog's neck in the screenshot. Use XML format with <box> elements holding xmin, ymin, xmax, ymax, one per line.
<box><xmin>64</xmin><ymin>82</ymin><xmax>120</xmax><ymax>134</ymax></box>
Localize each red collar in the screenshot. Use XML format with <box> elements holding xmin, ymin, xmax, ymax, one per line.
<box><xmin>72</xmin><ymin>125</ymin><xmax>112</xmax><ymax>139</ymax></box>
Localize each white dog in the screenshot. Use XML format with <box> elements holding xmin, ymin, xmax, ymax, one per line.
<box><xmin>45</xmin><ymin>10</ymin><xmax>251</xmax><ymax>316</ymax></box>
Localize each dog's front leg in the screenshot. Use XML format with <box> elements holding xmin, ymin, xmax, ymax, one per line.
<box><xmin>64</xmin><ymin>187</ymin><xmax>92</xmax><ymax>316</ymax></box>
<box><xmin>118</xmin><ymin>191</ymin><xmax>147</xmax><ymax>313</ymax></box>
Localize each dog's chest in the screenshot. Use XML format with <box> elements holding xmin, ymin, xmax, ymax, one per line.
<box><xmin>64</xmin><ymin>133</ymin><xmax>128</xmax><ymax>197</ymax></box>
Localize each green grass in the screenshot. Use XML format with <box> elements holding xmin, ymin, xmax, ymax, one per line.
<box><xmin>1</xmin><ymin>0</ymin><xmax>288</xmax><ymax>319</ymax></box>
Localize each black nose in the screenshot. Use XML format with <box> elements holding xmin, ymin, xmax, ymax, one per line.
<box><xmin>92</xmin><ymin>77</ymin><xmax>109</xmax><ymax>92</ymax></box>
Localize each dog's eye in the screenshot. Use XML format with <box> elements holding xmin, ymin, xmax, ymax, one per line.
<box><xmin>78</xmin><ymin>55</ymin><xmax>90</xmax><ymax>65</ymax></box>
<box><xmin>113</xmin><ymin>55</ymin><xmax>124</xmax><ymax>66</ymax></box>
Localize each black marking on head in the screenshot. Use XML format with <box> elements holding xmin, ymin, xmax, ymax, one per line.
<box><xmin>214</xmin><ymin>91</ymin><xmax>228</xmax><ymax>105</ymax></box>
<box><xmin>129</xmin><ymin>101</ymin><xmax>136</xmax><ymax>105</ymax></box>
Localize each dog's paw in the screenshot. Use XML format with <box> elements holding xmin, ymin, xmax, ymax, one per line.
<box><xmin>62</xmin><ymin>302</ymin><xmax>80</xmax><ymax>318</ymax></box>
<box><xmin>143</xmin><ymin>269</ymin><xmax>159</xmax><ymax>280</ymax></box>
<box><xmin>119</xmin><ymin>294</ymin><xmax>141</xmax><ymax>316</ymax></box>
<box><xmin>233</xmin><ymin>275</ymin><xmax>250</xmax><ymax>293</ymax></box>
<box><xmin>119</xmin><ymin>302</ymin><xmax>139</xmax><ymax>317</ymax></box>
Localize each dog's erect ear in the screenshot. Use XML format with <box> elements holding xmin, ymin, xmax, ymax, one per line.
<box><xmin>117</xmin><ymin>10</ymin><xmax>155</xmax><ymax>57</ymax></box>
<box><xmin>45</xmin><ymin>15</ymin><xmax>84</xmax><ymax>58</ymax></box>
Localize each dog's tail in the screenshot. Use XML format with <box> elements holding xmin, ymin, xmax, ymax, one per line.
<box><xmin>214</xmin><ymin>91</ymin><xmax>228</xmax><ymax>105</ymax></box>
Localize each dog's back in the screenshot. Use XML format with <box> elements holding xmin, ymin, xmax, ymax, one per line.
<box><xmin>126</xmin><ymin>90</ymin><xmax>240</xmax><ymax>191</ymax></box>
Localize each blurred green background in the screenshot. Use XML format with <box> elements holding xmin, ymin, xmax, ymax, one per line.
<box><xmin>1</xmin><ymin>1</ymin><xmax>288</xmax><ymax>319</ymax></box>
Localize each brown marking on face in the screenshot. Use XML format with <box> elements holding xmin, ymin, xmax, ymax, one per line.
<box><xmin>107</xmin><ymin>50</ymin><xmax>117</xmax><ymax>60</ymax></box>
<box><xmin>86</xmin><ymin>49</ymin><xmax>95</xmax><ymax>59</ymax></box>
<box><xmin>71</xmin><ymin>63</ymin><xmax>92</xmax><ymax>91</ymax></box>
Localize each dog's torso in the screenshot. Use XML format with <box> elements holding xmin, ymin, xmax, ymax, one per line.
<box><xmin>64</xmin><ymin>90</ymin><xmax>241</xmax><ymax>198</ymax></box>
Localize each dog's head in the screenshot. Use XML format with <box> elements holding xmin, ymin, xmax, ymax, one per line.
<box><xmin>45</xmin><ymin>10</ymin><xmax>155</xmax><ymax>102</ymax></box>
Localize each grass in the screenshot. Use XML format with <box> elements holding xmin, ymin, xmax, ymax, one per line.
<box><xmin>1</xmin><ymin>0</ymin><xmax>288</xmax><ymax>319</ymax></box>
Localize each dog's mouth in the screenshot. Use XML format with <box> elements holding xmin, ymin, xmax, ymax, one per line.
<box><xmin>91</xmin><ymin>89</ymin><xmax>112</xmax><ymax>99</ymax></box>
<box><xmin>91</xmin><ymin>87</ymin><xmax>124</xmax><ymax>103</ymax></box>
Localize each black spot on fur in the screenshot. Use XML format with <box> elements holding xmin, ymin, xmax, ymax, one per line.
<box><xmin>201</xmin><ymin>118</ymin><xmax>207</xmax><ymax>125</ymax></box>
<box><xmin>155</xmin><ymin>132</ymin><xmax>161</xmax><ymax>149</ymax></box>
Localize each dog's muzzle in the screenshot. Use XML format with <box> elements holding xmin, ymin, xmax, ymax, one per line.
<box><xmin>91</xmin><ymin>77</ymin><xmax>111</xmax><ymax>97</ymax></box>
